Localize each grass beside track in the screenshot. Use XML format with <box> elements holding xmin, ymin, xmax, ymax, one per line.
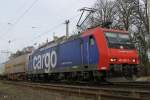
<box><xmin>0</xmin><ymin>80</ymin><xmax>95</xmax><ymax>100</ymax></box>
<box><xmin>1</xmin><ymin>80</ymin><xmax>150</xmax><ymax>100</ymax></box>
<box><xmin>0</xmin><ymin>82</ymin><xmax>56</xmax><ymax>100</ymax></box>
<box><xmin>0</xmin><ymin>81</ymin><xmax>63</xmax><ymax>100</ymax></box>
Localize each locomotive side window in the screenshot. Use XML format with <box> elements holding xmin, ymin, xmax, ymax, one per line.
<box><xmin>29</xmin><ymin>55</ymin><xmax>31</xmax><ymax>60</ymax></box>
<box><xmin>89</xmin><ymin>36</ymin><xmax>95</xmax><ymax>46</ymax></box>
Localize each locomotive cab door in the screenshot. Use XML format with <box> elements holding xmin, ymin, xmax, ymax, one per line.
<box><xmin>88</xmin><ymin>35</ymin><xmax>98</xmax><ymax>64</ymax></box>
<box><xmin>80</xmin><ymin>39</ymin><xmax>84</xmax><ymax>65</ymax></box>
<box><xmin>81</xmin><ymin>35</ymin><xmax>99</xmax><ymax>69</ymax></box>
<box><xmin>87</xmin><ymin>35</ymin><xmax>99</xmax><ymax>65</ymax></box>
<box><xmin>83</xmin><ymin>35</ymin><xmax>98</xmax><ymax>68</ymax></box>
<box><xmin>82</xmin><ymin>37</ymin><xmax>89</xmax><ymax>66</ymax></box>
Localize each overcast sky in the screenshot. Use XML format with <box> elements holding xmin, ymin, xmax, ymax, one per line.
<box><xmin>0</xmin><ymin>0</ymin><xmax>96</xmax><ymax>63</ymax></box>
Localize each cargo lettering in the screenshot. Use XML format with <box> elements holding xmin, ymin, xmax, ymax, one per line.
<box><xmin>33</xmin><ymin>50</ymin><xmax>57</xmax><ymax>73</ymax></box>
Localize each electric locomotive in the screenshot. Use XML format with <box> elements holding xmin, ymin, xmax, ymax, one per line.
<box><xmin>83</xmin><ymin>27</ymin><xmax>139</xmax><ymax>78</ymax></box>
<box><xmin>27</xmin><ymin>26</ymin><xmax>139</xmax><ymax>81</ymax></box>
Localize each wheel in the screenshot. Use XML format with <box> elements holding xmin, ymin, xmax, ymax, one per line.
<box><xmin>122</xmin><ymin>65</ymin><xmax>137</xmax><ymax>81</ymax></box>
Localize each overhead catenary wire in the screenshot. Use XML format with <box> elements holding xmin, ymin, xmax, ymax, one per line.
<box><xmin>35</xmin><ymin>13</ymin><xmax>80</xmax><ymax>38</ymax></box>
<box><xmin>35</xmin><ymin>23</ymin><xmax>64</xmax><ymax>38</ymax></box>
<box><xmin>13</xmin><ymin>0</ymin><xmax>40</xmax><ymax>26</ymax></box>
<box><xmin>24</xmin><ymin>13</ymin><xmax>81</xmax><ymax>45</ymax></box>
<box><xmin>15</xmin><ymin>0</ymin><xmax>33</xmax><ymax>16</ymax></box>
<box><xmin>5</xmin><ymin>13</ymin><xmax>80</xmax><ymax>49</ymax></box>
<box><xmin>4</xmin><ymin>12</ymin><xmax>80</xmax><ymax>46</ymax></box>
<box><xmin>0</xmin><ymin>0</ymin><xmax>39</xmax><ymax>40</ymax></box>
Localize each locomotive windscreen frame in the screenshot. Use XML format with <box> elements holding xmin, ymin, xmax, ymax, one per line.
<box><xmin>105</xmin><ymin>32</ymin><xmax>135</xmax><ymax>49</ymax></box>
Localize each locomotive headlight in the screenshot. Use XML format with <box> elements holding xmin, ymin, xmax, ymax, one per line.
<box><xmin>110</xmin><ymin>58</ymin><xmax>117</xmax><ymax>62</ymax></box>
<box><xmin>131</xmin><ymin>58</ymin><xmax>136</xmax><ymax>63</ymax></box>
<box><xmin>110</xmin><ymin>58</ymin><xmax>114</xmax><ymax>62</ymax></box>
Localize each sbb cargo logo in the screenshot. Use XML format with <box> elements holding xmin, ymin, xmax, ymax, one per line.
<box><xmin>33</xmin><ymin>50</ymin><xmax>57</xmax><ymax>73</ymax></box>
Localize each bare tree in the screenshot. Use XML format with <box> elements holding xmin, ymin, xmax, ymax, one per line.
<box><xmin>114</xmin><ymin>0</ymin><xmax>136</xmax><ymax>30</ymax></box>
<box><xmin>132</xmin><ymin>0</ymin><xmax>150</xmax><ymax>73</ymax></box>
<box><xmin>85</xmin><ymin>0</ymin><xmax>117</xmax><ymax>28</ymax></box>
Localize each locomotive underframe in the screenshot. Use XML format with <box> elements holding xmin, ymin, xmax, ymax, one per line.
<box><xmin>27</xmin><ymin>64</ymin><xmax>138</xmax><ymax>82</ymax></box>
<box><xmin>27</xmin><ymin>64</ymin><xmax>107</xmax><ymax>82</ymax></box>
<box><xmin>108</xmin><ymin>64</ymin><xmax>138</xmax><ymax>78</ymax></box>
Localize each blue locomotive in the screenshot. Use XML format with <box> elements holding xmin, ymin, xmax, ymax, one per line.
<box><xmin>27</xmin><ymin>27</ymin><xmax>139</xmax><ymax>81</ymax></box>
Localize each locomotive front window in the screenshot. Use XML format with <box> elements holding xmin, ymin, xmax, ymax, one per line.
<box><xmin>118</xmin><ymin>34</ymin><xmax>131</xmax><ymax>44</ymax></box>
<box><xmin>105</xmin><ymin>32</ymin><xmax>118</xmax><ymax>44</ymax></box>
<box><xmin>105</xmin><ymin>32</ymin><xmax>135</xmax><ymax>49</ymax></box>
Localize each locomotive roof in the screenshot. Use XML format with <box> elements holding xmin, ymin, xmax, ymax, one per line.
<box><xmin>101</xmin><ymin>28</ymin><xmax>128</xmax><ymax>34</ymax></box>
<box><xmin>34</xmin><ymin>33</ymin><xmax>82</xmax><ymax>52</ymax></box>
<box><xmin>34</xmin><ymin>27</ymin><xmax>128</xmax><ymax>53</ymax></box>
<box><xmin>84</xmin><ymin>26</ymin><xmax>128</xmax><ymax>34</ymax></box>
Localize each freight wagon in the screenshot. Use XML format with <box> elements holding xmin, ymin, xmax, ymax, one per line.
<box><xmin>5</xmin><ymin>54</ymin><xmax>29</xmax><ymax>80</ymax></box>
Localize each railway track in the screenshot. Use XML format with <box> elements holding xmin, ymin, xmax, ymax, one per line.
<box><xmin>2</xmin><ymin>80</ymin><xmax>150</xmax><ymax>100</ymax></box>
<box><xmin>112</xmin><ymin>81</ymin><xmax>150</xmax><ymax>89</ymax></box>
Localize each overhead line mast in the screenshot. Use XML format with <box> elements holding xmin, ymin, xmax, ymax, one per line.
<box><xmin>65</xmin><ymin>20</ymin><xmax>70</xmax><ymax>38</ymax></box>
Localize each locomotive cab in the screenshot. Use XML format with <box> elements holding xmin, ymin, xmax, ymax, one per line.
<box><xmin>104</xmin><ymin>30</ymin><xmax>139</xmax><ymax>78</ymax></box>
